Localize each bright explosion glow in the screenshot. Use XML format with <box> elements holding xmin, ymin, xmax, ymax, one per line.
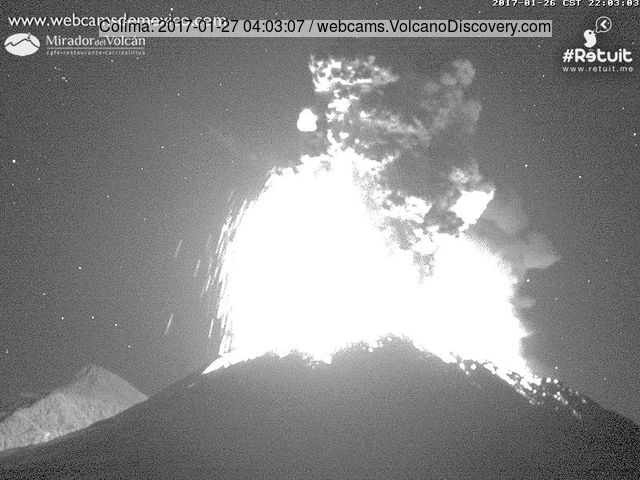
<box><xmin>204</xmin><ymin>57</ymin><xmax>531</xmax><ymax>376</ymax></box>
<box><xmin>297</xmin><ymin>109</ymin><xmax>318</xmax><ymax>132</ymax></box>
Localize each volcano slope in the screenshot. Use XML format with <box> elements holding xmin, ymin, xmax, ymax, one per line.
<box><xmin>1</xmin><ymin>341</ymin><xmax>639</xmax><ymax>479</ymax></box>
<box><xmin>0</xmin><ymin>364</ymin><xmax>147</xmax><ymax>452</ymax></box>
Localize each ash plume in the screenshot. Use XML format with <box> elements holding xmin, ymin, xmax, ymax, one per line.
<box><xmin>308</xmin><ymin>54</ymin><xmax>558</xmax><ymax>279</ymax></box>
<box><xmin>470</xmin><ymin>192</ymin><xmax>560</xmax><ymax>275</ymax></box>
<box><xmin>205</xmin><ymin>56</ymin><xmax>558</xmax><ymax>376</ymax></box>
<box><xmin>308</xmin><ymin>57</ymin><xmax>494</xmax><ymax>265</ymax></box>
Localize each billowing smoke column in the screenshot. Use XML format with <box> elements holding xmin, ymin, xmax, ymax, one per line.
<box><xmin>203</xmin><ymin>57</ymin><xmax>556</xmax><ymax>376</ymax></box>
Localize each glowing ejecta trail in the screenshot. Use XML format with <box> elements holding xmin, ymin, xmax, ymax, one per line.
<box><xmin>193</xmin><ymin>259</ymin><xmax>201</xmax><ymax>277</ymax></box>
<box><xmin>164</xmin><ymin>313</ymin><xmax>174</xmax><ymax>336</ymax></box>
<box><xmin>172</xmin><ymin>239</ymin><xmax>183</xmax><ymax>259</ymax></box>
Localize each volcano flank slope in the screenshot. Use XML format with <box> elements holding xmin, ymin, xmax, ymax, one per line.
<box><xmin>1</xmin><ymin>341</ymin><xmax>639</xmax><ymax>479</ymax></box>
<box><xmin>0</xmin><ymin>364</ymin><xmax>147</xmax><ymax>452</ymax></box>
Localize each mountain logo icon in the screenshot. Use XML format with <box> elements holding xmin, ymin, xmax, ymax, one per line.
<box><xmin>4</xmin><ymin>33</ymin><xmax>40</xmax><ymax>56</ymax></box>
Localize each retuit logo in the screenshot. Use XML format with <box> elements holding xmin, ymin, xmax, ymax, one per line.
<box><xmin>562</xmin><ymin>17</ymin><xmax>633</xmax><ymax>66</ymax></box>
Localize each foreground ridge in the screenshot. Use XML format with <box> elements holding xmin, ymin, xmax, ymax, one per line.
<box><xmin>1</xmin><ymin>342</ymin><xmax>639</xmax><ymax>479</ymax></box>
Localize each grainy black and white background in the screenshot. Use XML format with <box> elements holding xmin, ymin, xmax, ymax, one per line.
<box><xmin>2</xmin><ymin>0</ymin><xmax>639</xmax><ymax>424</ymax></box>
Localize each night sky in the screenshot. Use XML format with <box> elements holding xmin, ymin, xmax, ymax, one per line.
<box><xmin>2</xmin><ymin>1</ymin><xmax>639</xmax><ymax>423</ymax></box>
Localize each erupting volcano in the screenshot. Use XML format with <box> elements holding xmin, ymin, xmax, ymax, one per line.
<box><xmin>2</xmin><ymin>56</ymin><xmax>638</xmax><ymax>480</ymax></box>
<box><xmin>203</xmin><ymin>57</ymin><xmax>555</xmax><ymax>384</ymax></box>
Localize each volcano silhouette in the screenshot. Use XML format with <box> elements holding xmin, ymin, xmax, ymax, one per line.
<box><xmin>1</xmin><ymin>340</ymin><xmax>639</xmax><ymax>479</ymax></box>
